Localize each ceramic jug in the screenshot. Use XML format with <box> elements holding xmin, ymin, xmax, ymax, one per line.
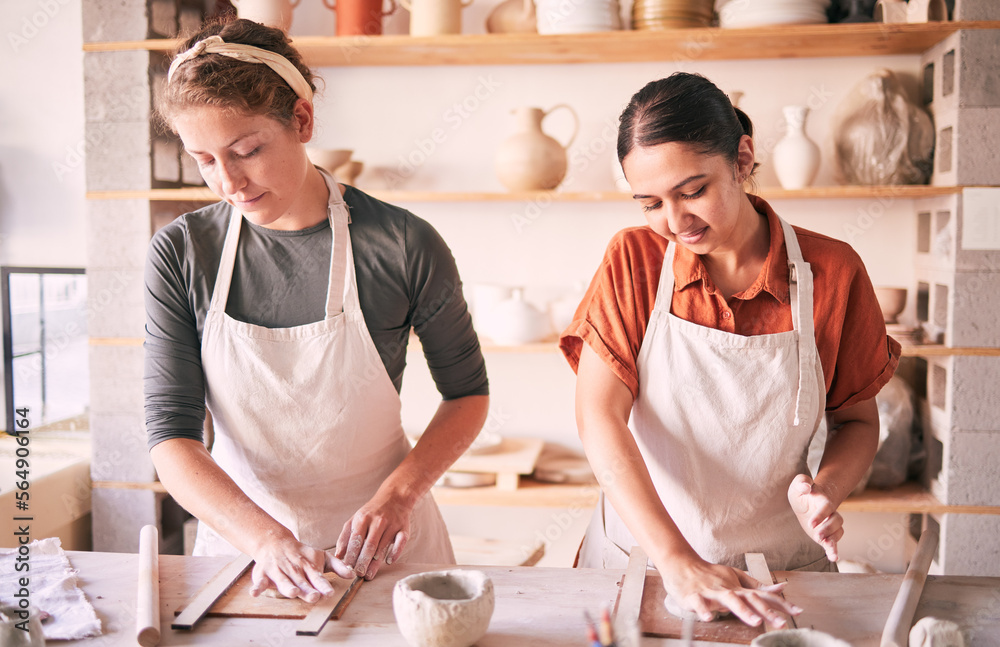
<box><xmin>906</xmin><ymin>0</ymin><xmax>947</xmax><ymax>22</ymax></box>
<box><xmin>773</xmin><ymin>105</ymin><xmax>820</xmax><ymax>190</ymax></box>
<box><xmin>231</xmin><ymin>0</ymin><xmax>300</xmax><ymax>31</ymax></box>
<box><xmin>399</xmin><ymin>0</ymin><xmax>473</xmax><ymax>36</ymax></box>
<box><xmin>495</xmin><ymin>105</ymin><xmax>580</xmax><ymax>192</ymax></box>
<box><xmin>485</xmin><ymin>0</ymin><xmax>536</xmax><ymax>33</ymax></box>
<box><xmin>325</xmin><ymin>0</ymin><xmax>398</xmax><ymax>35</ymax></box>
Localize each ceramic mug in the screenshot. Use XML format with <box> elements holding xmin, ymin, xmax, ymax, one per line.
<box><xmin>399</xmin><ymin>0</ymin><xmax>474</xmax><ymax>36</ymax></box>
<box><xmin>231</xmin><ymin>0</ymin><xmax>301</xmax><ymax>31</ymax></box>
<box><xmin>324</xmin><ymin>0</ymin><xmax>398</xmax><ymax>36</ymax></box>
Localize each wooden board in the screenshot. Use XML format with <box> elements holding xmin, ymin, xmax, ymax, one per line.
<box><xmin>174</xmin><ymin>570</ymin><xmax>344</xmax><ymax>620</ymax></box>
<box><xmin>638</xmin><ymin>570</ymin><xmax>904</xmax><ymax>645</ymax></box>
<box><xmin>446</xmin><ymin>437</ymin><xmax>545</xmax><ymax>491</ymax></box>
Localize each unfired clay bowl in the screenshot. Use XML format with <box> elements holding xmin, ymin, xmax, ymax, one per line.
<box><xmin>751</xmin><ymin>628</ymin><xmax>852</xmax><ymax>647</ymax></box>
<box><xmin>393</xmin><ymin>569</ymin><xmax>494</xmax><ymax>647</ymax></box>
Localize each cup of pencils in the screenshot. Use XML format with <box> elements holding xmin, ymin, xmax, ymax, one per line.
<box><xmin>584</xmin><ymin>605</ymin><xmax>637</xmax><ymax>647</ymax></box>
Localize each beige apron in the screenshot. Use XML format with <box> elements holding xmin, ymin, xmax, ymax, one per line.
<box><xmin>193</xmin><ymin>171</ymin><xmax>454</xmax><ymax>566</ymax></box>
<box><xmin>579</xmin><ymin>217</ymin><xmax>829</xmax><ymax>573</ymax></box>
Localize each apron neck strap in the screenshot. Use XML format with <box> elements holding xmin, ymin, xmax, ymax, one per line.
<box><xmin>653</xmin><ymin>215</ymin><xmax>820</xmax><ymax>426</ymax></box>
<box><xmin>777</xmin><ymin>216</ymin><xmax>819</xmax><ymax>426</ymax></box>
<box><xmin>209</xmin><ymin>210</ymin><xmax>243</xmax><ymax>314</ymax></box>
<box><xmin>208</xmin><ymin>170</ymin><xmax>353</xmax><ymax>318</ymax></box>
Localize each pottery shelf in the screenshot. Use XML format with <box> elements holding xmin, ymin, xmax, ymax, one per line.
<box><xmin>88</xmin><ymin>477</ymin><xmax>1000</xmax><ymax>514</ymax></box>
<box><xmin>82</xmin><ymin>21</ymin><xmax>1000</xmax><ymax>66</ymax></box>
<box><xmin>85</xmin><ymin>185</ymin><xmax>966</xmax><ymax>203</ymax></box>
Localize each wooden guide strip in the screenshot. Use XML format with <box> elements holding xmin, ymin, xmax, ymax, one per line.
<box><xmin>172</xmin><ymin>553</ymin><xmax>254</xmax><ymax>630</ymax></box>
<box><xmin>296</xmin><ymin>576</ymin><xmax>364</xmax><ymax>636</ymax></box>
<box><xmin>614</xmin><ymin>546</ymin><xmax>649</xmax><ymax>631</ymax></box>
<box><xmin>744</xmin><ymin>552</ymin><xmax>793</xmax><ymax>632</ymax></box>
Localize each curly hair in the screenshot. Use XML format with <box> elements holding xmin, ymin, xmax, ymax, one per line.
<box><xmin>157</xmin><ymin>18</ymin><xmax>318</xmax><ymax>132</ymax></box>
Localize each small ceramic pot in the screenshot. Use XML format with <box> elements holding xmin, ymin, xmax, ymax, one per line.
<box><xmin>393</xmin><ymin>570</ymin><xmax>495</xmax><ymax>647</ymax></box>
<box><xmin>306</xmin><ymin>148</ymin><xmax>353</xmax><ymax>175</ymax></box>
<box><xmin>231</xmin><ymin>0</ymin><xmax>301</xmax><ymax>31</ymax></box>
<box><xmin>873</xmin><ymin>0</ymin><xmax>907</xmax><ymax>23</ymax></box>
<box><xmin>335</xmin><ymin>160</ymin><xmax>365</xmax><ymax>185</ymax></box>
<box><xmin>751</xmin><ymin>629</ymin><xmax>852</xmax><ymax>647</ymax></box>
<box><xmin>875</xmin><ymin>287</ymin><xmax>908</xmax><ymax>324</ymax></box>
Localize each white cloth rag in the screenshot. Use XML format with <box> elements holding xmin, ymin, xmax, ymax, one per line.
<box><xmin>0</xmin><ymin>537</ymin><xmax>102</xmax><ymax>640</ymax></box>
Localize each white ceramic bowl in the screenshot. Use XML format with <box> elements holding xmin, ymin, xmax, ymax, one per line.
<box><xmin>393</xmin><ymin>570</ymin><xmax>495</xmax><ymax>647</ymax></box>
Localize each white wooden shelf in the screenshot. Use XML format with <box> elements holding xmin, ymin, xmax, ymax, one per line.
<box><xmin>86</xmin><ymin>185</ymin><xmax>966</xmax><ymax>203</ymax></box>
<box><xmin>82</xmin><ymin>21</ymin><xmax>1000</xmax><ymax>66</ymax></box>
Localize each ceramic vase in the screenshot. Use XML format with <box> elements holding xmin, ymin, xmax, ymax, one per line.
<box><xmin>485</xmin><ymin>0</ymin><xmax>536</xmax><ymax>33</ymax></box>
<box><xmin>325</xmin><ymin>0</ymin><xmax>398</xmax><ymax>35</ymax></box>
<box><xmin>773</xmin><ymin>105</ymin><xmax>821</xmax><ymax>190</ymax></box>
<box><xmin>495</xmin><ymin>105</ymin><xmax>579</xmax><ymax>191</ymax></box>
<box><xmin>873</xmin><ymin>0</ymin><xmax>907</xmax><ymax>23</ymax></box>
<box><xmin>393</xmin><ymin>570</ymin><xmax>495</xmax><ymax>647</ymax></box>
<box><xmin>906</xmin><ymin>0</ymin><xmax>947</xmax><ymax>22</ymax></box>
<box><xmin>399</xmin><ymin>0</ymin><xmax>474</xmax><ymax>35</ymax></box>
<box><xmin>231</xmin><ymin>0</ymin><xmax>300</xmax><ymax>31</ymax></box>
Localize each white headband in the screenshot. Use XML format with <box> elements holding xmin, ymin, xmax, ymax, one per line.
<box><xmin>166</xmin><ymin>35</ymin><xmax>313</xmax><ymax>103</ymax></box>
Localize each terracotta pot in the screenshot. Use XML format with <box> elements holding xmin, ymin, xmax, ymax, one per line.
<box><xmin>399</xmin><ymin>0</ymin><xmax>474</xmax><ymax>36</ymax></box>
<box><xmin>231</xmin><ymin>0</ymin><xmax>301</xmax><ymax>31</ymax></box>
<box><xmin>325</xmin><ymin>0</ymin><xmax>398</xmax><ymax>36</ymax></box>
<box><xmin>495</xmin><ymin>105</ymin><xmax>579</xmax><ymax>191</ymax></box>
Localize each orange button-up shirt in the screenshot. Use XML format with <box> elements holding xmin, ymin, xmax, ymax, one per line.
<box><xmin>559</xmin><ymin>195</ymin><xmax>901</xmax><ymax>411</ymax></box>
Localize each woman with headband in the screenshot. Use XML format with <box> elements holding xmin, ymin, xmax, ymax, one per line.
<box><xmin>145</xmin><ymin>19</ymin><xmax>489</xmax><ymax>602</ymax></box>
<box><xmin>560</xmin><ymin>73</ymin><xmax>899</xmax><ymax>625</ymax></box>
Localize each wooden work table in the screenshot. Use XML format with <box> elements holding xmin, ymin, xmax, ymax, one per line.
<box><xmin>57</xmin><ymin>551</ymin><xmax>1000</xmax><ymax>646</ymax></box>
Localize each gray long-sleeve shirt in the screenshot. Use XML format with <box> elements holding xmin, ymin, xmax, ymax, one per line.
<box><xmin>144</xmin><ymin>185</ymin><xmax>488</xmax><ymax>449</ymax></box>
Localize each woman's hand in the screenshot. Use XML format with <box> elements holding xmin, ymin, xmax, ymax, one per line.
<box><xmin>788</xmin><ymin>473</ymin><xmax>844</xmax><ymax>562</ymax></box>
<box><xmin>333</xmin><ymin>490</ymin><xmax>414</xmax><ymax>581</ymax></box>
<box><xmin>247</xmin><ymin>532</ymin><xmax>338</xmax><ymax>603</ymax></box>
<box><xmin>661</xmin><ymin>556</ymin><xmax>802</xmax><ymax>627</ymax></box>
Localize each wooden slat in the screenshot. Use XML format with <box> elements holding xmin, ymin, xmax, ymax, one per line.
<box><xmin>744</xmin><ymin>552</ymin><xmax>792</xmax><ymax>632</ymax></box>
<box><xmin>295</xmin><ymin>577</ymin><xmax>364</xmax><ymax>636</ymax></box>
<box><xmin>92</xmin><ymin>480</ymin><xmax>169</xmax><ymax>493</ymax></box>
<box><xmin>85</xmin><ymin>185</ymin><xmax>966</xmax><ymax>203</ymax></box>
<box><xmin>614</xmin><ymin>545</ymin><xmax>649</xmax><ymax>631</ymax></box>
<box><xmin>89</xmin><ymin>337</ymin><xmax>144</xmax><ymax>346</ymax></box>
<box><xmin>82</xmin><ymin>22</ymin><xmax>1000</xmax><ymax>66</ymax></box>
<box><xmin>172</xmin><ymin>554</ymin><xmax>254</xmax><ymax>630</ymax></box>
<box><xmin>903</xmin><ymin>344</ymin><xmax>1000</xmax><ymax>357</ymax></box>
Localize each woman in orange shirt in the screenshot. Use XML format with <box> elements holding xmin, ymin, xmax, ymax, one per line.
<box><xmin>560</xmin><ymin>73</ymin><xmax>900</xmax><ymax>627</ymax></box>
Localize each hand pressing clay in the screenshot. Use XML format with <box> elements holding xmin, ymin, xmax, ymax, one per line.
<box><xmin>663</xmin><ymin>595</ymin><xmax>727</xmax><ymax>621</ymax></box>
<box><xmin>909</xmin><ymin>617</ymin><xmax>965</xmax><ymax>647</ymax></box>
<box><xmin>260</xmin><ymin>573</ymin><xmax>338</xmax><ymax>599</ymax></box>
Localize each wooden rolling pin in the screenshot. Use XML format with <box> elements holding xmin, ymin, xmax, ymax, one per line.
<box><xmin>137</xmin><ymin>524</ymin><xmax>161</xmax><ymax>647</ymax></box>
<box><xmin>880</xmin><ymin>523</ymin><xmax>940</xmax><ymax>647</ymax></box>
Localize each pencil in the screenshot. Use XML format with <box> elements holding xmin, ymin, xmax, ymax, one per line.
<box><xmin>583</xmin><ymin>610</ymin><xmax>602</xmax><ymax>647</ymax></box>
<box><xmin>599</xmin><ymin>605</ymin><xmax>614</xmax><ymax>646</ymax></box>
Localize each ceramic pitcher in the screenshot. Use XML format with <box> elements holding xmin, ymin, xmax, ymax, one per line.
<box><xmin>495</xmin><ymin>105</ymin><xmax>579</xmax><ymax>192</ymax></box>
<box><xmin>485</xmin><ymin>0</ymin><xmax>536</xmax><ymax>33</ymax></box>
<box><xmin>773</xmin><ymin>105</ymin><xmax>820</xmax><ymax>190</ymax></box>
<box><xmin>231</xmin><ymin>0</ymin><xmax>301</xmax><ymax>31</ymax></box>
<box><xmin>399</xmin><ymin>0</ymin><xmax>473</xmax><ymax>35</ymax></box>
<box><xmin>325</xmin><ymin>0</ymin><xmax>398</xmax><ymax>35</ymax></box>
